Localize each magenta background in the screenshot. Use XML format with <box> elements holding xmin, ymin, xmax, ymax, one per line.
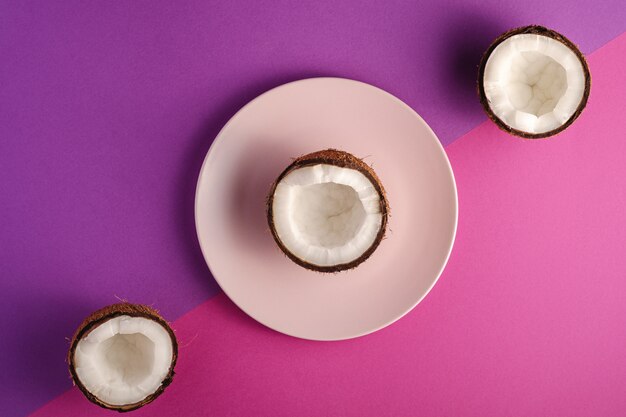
<box><xmin>1</xmin><ymin>1</ymin><xmax>625</xmax><ymax>417</ymax></box>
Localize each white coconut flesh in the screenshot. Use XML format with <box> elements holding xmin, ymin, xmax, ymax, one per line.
<box><xmin>73</xmin><ymin>316</ymin><xmax>174</xmax><ymax>406</ymax></box>
<box><xmin>483</xmin><ymin>33</ymin><xmax>587</xmax><ymax>134</ymax></box>
<box><xmin>272</xmin><ymin>164</ymin><xmax>383</xmax><ymax>267</ymax></box>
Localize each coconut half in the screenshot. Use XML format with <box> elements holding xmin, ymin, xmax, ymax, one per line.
<box><xmin>478</xmin><ymin>25</ymin><xmax>590</xmax><ymax>138</ymax></box>
<box><xmin>68</xmin><ymin>303</ymin><xmax>177</xmax><ymax>412</ymax></box>
<box><xmin>267</xmin><ymin>149</ymin><xmax>389</xmax><ymax>272</ymax></box>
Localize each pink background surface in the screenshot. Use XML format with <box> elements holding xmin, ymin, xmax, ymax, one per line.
<box><xmin>27</xmin><ymin>32</ymin><xmax>626</xmax><ymax>417</ymax></box>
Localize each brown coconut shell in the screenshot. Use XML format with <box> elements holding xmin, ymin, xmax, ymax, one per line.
<box><xmin>68</xmin><ymin>303</ymin><xmax>178</xmax><ymax>412</ymax></box>
<box><xmin>267</xmin><ymin>149</ymin><xmax>389</xmax><ymax>273</ymax></box>
<box><xmin>478</xmin><ymin>25</ymin><xmax>591</xmax><ymax>139</ymax></box>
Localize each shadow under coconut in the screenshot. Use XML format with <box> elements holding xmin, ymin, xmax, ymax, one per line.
<box><xmin>7</xmin><ymin>289</ymin><xmax>94</xmax><ymax>406</ymax></box>
<box><xmin>229</xmin><ymin>139</ymin><xmax>300</xmax><ymax>256</ymax></box>
<box><xmin>175</xmin><ymin>70</ymin><xmax>333</xmax><ymax>295</ymax></box>
<box><xmin>440</xmin><ymin>11</ymin><xmax>511</xmax><ymax>113</ymax></box>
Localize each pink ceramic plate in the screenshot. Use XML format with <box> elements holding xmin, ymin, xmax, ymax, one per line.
<box><xmin>195</xmin><ymin>78</ymin><xmax>457</xmax><ymax>340</ymax></box>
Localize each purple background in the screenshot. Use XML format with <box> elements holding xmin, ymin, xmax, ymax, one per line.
<box><xmin>1</xmin><ymin>1</ymin><xmax>624</xmax><ymax>416</ymax></box>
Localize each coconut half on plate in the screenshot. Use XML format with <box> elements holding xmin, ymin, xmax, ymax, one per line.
<box><xmin>68</xmin><ymin>303</ymin><xmax>177</xmax><ymax>412</ymax></box>
<box><xmin>478</xmin><ymin>25</ymin><xmax>591</xmax><ymax>138</ymax></box>
<box><xmin>267</xmin><ymin>149</ymin><xmax>389</xmax><ymax>273</ymax></box>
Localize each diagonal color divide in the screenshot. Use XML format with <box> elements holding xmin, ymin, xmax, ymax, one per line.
<box><xmin>26</xmin><ymin>32</ymin><xmax>626</xmax><ymax>417</ymax></box>
<box><xmin>2</xmin><ymin>2</ymin><xmax>625</xmax><ymax>416</ymax></box>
